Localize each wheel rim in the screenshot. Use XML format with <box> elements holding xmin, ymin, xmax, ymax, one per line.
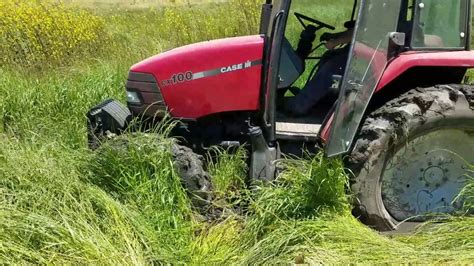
<box><xmin>381</xmin><ymin>128</ymin><xmax>473</xmax><ymax>222</ymax></box>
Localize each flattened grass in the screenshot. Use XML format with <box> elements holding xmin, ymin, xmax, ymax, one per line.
<box><xmin>0</xmin><ymin>141</ymin><xmax>154</xmax><ymax>264</ymax></box>
<box><xmin>191</xmin><ymin>153</ymin><xmax>474</xmax><ymax>264</ymax></box>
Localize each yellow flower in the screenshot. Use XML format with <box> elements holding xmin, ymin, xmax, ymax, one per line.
<box><xmin>0</xmin><ymin>0</ymin><xmax>107</xmax><ymax>68</ymax></box>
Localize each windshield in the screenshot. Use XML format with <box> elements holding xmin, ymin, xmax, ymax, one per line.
<box><xmin>284</xmin><ymin>1</ymin><xmax>353</xmax><ymax>88</ymax></box>
<box><xmin>327</xmin><ymin>0</ymin><xmax>402</xmax><ymax>156</ymax></box>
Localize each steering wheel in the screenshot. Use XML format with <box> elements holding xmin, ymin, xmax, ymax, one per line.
<box><xmin>294</xmin><ymin>12</ymin><xmax>335</xmax><ymax>32</ymax></box>
<box><xmin>293</xmin><ymin>12</ymin><xmax>336</xmax><ymax>61</ymax></box>
<box><xmin>288</xmin><ymin>13</ymin><xmax>337</xmax><ymax>98</ymax></box>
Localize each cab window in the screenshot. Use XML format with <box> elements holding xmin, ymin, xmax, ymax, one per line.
<box><xmin>411</xmin><ymin>0</ymin><xmax>469</xmax><ymax>49</ymax></box>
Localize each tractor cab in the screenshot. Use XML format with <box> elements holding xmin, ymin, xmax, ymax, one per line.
<box><xmin>271</xmin><ymin>0</ymin><xmax>357</xmax><ymax>145</ymax></box>
<box><xmin>260</xmin><ymin>0</ymin><xmax>470</xmax><ymax>155</ymax></box>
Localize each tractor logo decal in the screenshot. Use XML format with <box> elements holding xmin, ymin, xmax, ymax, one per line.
<box><xmin>160</xmin><ymin>59</ymin><xmax>262</xmax><ymax>87</ymax></box>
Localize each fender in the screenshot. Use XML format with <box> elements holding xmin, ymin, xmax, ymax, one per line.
<box><xmin>376</xmin><ymin>50</ymin><xmax>474</xmax><ymax>91</ymax></box>
<box><xmin>320</xmin><ymin>50</ymin><xmax>474</xmax><ymax>143</ymax></box>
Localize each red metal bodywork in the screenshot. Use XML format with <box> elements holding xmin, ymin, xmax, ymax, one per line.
<box><xmin>130</xmin><ymin>33</ymin><xmax>474</xmax><ymax>142</ymax></box>
<box><xmin>130</xmin><ymin>35</ymin><xmax>264</xmax><ymax>119</ymax></box>
<box><xmin>320</xmin><ymin>50</ymin><xmax>474</xmax><ymax>142</ymax></box>
<box><xmin>376</xmin><ymin>50</ymin><xmax>474</xmax><ymax>91</ymax></box>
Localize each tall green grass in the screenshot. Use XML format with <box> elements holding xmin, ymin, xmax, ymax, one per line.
<box><xmin>193</xmin><ymin>153</ymin><xmax>474</xmax><ymax>264</ymax></box>
<box><xmin>0</xmin><ymin>0</ymin><xmax>473</xmax><ymax>264</ymax></box>
<box><xmin>0</xmin><ymin>141</ymin><xmax>152</xmax><ymax>263</ymax></box>
<box><xmin>2</xmin><ymin>137</ymin><xmax>472</xmax><ymax>263</ymax></box>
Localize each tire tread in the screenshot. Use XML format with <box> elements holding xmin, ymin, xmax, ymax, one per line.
<box><xmin>349</xmin><ymin>84</ymin><xmax>474</xmax><ymax>231</ymax></box>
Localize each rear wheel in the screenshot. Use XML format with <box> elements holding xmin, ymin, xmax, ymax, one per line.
<box><xmin>349</xmin><ymin>85</ymin><xmax>474</xmax><ymax>231</ymax></box>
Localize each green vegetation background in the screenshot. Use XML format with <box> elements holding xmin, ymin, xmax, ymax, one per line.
<box><xmin>0</xmin><ymin>0</ymin><xmax>473</xmax><ymax>264</ymax></box>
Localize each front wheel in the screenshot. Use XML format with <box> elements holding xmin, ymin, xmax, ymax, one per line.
<box><xmin>87</xmin><ymin>100</ymin><xmax>214</xmax><ymax>212</ymax></box>
<box><xmin>349</xmin><ymin>85</ymin><xmax>474</xmax><ymax>231</ymax></box>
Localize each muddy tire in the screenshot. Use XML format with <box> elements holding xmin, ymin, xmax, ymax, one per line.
<box><xmin>171</xmin><ymin>143</ymin><xmax>214</xmax><ymax>212</ymax></box>
<box><xmin>348</xmin><ymin>85</ymin><xmax>474</xmax><ymax>231</ymax></box>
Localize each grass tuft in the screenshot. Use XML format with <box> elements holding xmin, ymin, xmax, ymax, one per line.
<box><xmin>207</xmin><ymin>146</ymin><xmax>248</xmax><ymax>200</ymax></box>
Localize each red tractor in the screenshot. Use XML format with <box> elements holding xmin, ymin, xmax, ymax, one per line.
<box><xmin>88</xmin><ymin>0</ymin><xmax>474</xmax><ymax>231</ymax></box>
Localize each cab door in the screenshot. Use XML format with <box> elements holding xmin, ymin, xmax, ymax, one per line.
<box><xmin>326</xmin><ymin>0</ymin><xmax>402</xmax><ymax>156</ymax></box>
<box><xmin>261</xmin><ymin>0</ymin><xmax>291</xmax><ymax>143</ymax></box>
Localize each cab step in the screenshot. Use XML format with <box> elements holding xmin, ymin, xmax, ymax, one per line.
<box><xmin>275</xmin><ymin>122</ymin><xmax>321</xmax><ymax>141</ymax></box>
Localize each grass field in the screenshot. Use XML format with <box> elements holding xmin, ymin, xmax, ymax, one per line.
<box><xmin>0</xmin><ymin>0</ymin><xmax>473</xmax><ymax>264</ymax></box>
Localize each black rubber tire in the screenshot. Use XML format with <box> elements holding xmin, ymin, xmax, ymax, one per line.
<box><xmin>171</xmin><ymin>143</ymin><xmax>214</xmax><ymax>213</ymax></box>
<box><xmin>348</xmin><ymin>84</ymin><xmax>474</xmax><ymax>231</ymax></box>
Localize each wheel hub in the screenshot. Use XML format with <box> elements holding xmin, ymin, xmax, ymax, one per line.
<box><xmin>381</xmin><ymin>129</ymin><xmax>473</xmax><ymax>222</ymax></box>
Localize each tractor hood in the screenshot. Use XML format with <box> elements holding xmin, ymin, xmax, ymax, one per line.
<box><xmin>128</xmin><ymin>35</ymin><xmax>264</xmax><ymax>119</ymax></box>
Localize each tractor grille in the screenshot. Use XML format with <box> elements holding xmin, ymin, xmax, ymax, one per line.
<box><xmin>126</xmin><ymin>72</ymin><xmax>167</xmax><ymax>118</ymax></box>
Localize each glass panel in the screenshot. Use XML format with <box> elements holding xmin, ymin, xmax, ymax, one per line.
<box><xmin>263</xmin><ymin>0</ymin><xmax>291</xmax><ymax>140</ymax></box>
<box><xmin>411</xmin><ymin>0</ymin><xmax>468</xmax><ymax>48</ymax></box>
<box><xmin>327</xmin><ymin>0</ymin><xmax>402</xmax><ymax>156</ymax></box>
<box><xmin>282</xmin><ymin>1</ymin><xmax>353</xmax><ymax>88</ymax></box>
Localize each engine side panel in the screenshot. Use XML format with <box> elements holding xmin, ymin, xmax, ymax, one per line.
<box><xmin>130</xmin><ymin>35</ymin><xmax>264</xmax><ymax>119</ymax></box>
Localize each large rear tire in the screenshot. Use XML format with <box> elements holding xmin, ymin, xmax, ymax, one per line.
<box><xmin>349</xmin><ymin>85</ymin><xmax>474</xmax><ymax>231</ymax></box>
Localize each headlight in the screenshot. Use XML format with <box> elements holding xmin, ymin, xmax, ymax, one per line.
<box><xmin>126</xmin><ymin>90</ymin><xmax>141</xmax><ymax>104</ymax></box>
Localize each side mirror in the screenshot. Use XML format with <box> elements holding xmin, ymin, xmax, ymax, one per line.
<box><xmin>389</xmin><ymin>32</ymin><xmax>406</xmax><ymax>47</ymax></box>
<box><xmin>388</xmin><ymin>32</ymin><xmax>406</xmax><ymax>56</ymax></box>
